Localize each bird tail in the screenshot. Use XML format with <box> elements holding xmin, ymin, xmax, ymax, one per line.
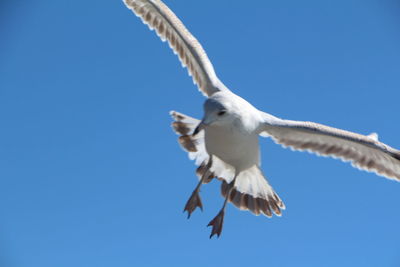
<box><xmin>221</xmin><ymin>165</ymin><xmax>285</xmax><ymax>217</ymax></box>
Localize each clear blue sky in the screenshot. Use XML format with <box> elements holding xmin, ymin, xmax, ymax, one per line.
<box><xmin>1</xmin><ymin>0</ymin><xmax>400</xmax><ymax>266</ymax></box>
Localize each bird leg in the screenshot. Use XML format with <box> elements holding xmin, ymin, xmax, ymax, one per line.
<box><xmin>183</xmin><ymin>158</ymin><xmax>213</xmax><ymax>218</ymax></box>
<box><xmin>183</xmin><ymin>178</ymin><xmax>204</xmax><ymax>218</ymax></box>
<box><xmin>207</xmin><ymin>177</ymin><xmax>236</xmax><ymax>238</ymax></box>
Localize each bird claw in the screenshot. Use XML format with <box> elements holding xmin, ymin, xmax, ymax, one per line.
<box><xmin>183</xmin><ymin>190</ymin><xmax>203</xmax><ymax>218</ymax></box>
<box><xmin>207</xmin><ymin>210</ymin><xmax>225</xmax><ymax>238</ymax></box>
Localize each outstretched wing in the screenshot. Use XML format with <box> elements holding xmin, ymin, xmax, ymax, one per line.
<box><xmin>261</xmin><ymin>113</ymin><xmax>400</xmax><ymax>181</ymax></box>
<box><xmin>124</xmin><ymin>0</ymin><xmax>227</xmax><ymax>97</ymax></box>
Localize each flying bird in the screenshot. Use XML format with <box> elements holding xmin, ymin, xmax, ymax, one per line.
<box><xmin>123</xmin><ymin>0</ymin><xmax>400</xmax><ymax>238</ymax></box>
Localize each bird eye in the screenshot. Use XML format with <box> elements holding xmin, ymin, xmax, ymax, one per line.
<box><xmin>217</xmin><ymin>110</ymin><xmax>226</xmax><ymax>116</ymax></box>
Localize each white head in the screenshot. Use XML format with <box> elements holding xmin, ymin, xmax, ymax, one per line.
<box><xmin>193</xmin><ymin>97</ymin><xmax>239</xmax><ymax>135</ymax></box>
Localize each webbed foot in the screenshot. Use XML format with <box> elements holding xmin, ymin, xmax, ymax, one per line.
<box><xmin>183</xmin><ymin>190</ymin><xmax>203</xmax><ymax>218</ymax></box>
<box><xmin>207</xmin><ymin>210</ymin><xmax>225</xmax><ymax>238</ymax></box>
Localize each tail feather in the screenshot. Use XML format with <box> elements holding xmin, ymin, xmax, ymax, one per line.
<box><xmin>221</xmin><ymin>165</ymin><xmax>285</xmax><ymax>217</ymax></box>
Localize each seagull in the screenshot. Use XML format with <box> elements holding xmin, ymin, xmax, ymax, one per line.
<box><xmin>123</xmin><ymin>0</ymin><xmax>400</xmax><ymax>238</ymax></box>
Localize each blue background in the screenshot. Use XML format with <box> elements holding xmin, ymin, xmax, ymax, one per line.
<box><xmin>1</xmin><ymin>0</ymin><xmax>400</xmax><ymax>266</ymax></box>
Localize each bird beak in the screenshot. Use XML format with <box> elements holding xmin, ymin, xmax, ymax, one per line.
<box><xmin>193</xmin><ymin>116</ymin><xmax>214</xmax><ymax>136</ymax></box>
<box><xmin>193</xmin><ymin>121</ymin><xmax>205</xmax><ymax>136</ymax></box>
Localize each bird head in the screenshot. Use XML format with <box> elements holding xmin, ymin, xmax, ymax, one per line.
<box><xmin>193</xmin><ymin>97</ymin><xmax>237</xmax><ymax>135</ymax></box>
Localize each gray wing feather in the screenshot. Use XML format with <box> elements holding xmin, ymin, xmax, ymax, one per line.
<box><xmin>262</xmin><ymin>112</ymin><xmax>400</xmax><ymax>181</ymax></box>
<box><xmin>124</xmin><ymin>0</ymin><xmax>227</xmax><ymax>97</ymax></box>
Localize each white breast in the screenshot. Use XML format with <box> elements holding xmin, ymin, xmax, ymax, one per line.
<box><xmin>204</xmin><ymin>125</ymin><xmax>260</xmax><ymax>172</ymax></box>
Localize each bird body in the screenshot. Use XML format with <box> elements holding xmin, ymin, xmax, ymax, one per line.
<box><xmin>205</xmin><ymin>123</ymin><xmax>260</xmax><ymax>172</ymax></box>
<box><xmin>203</xmin><ymin>91</ymin><xmax>263</xmax><ymax>171</ymax></box>
<box><xmin>124</xmin><ymin>0</ymin><xmax>400</xmax><ymax>238</ymax></box>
